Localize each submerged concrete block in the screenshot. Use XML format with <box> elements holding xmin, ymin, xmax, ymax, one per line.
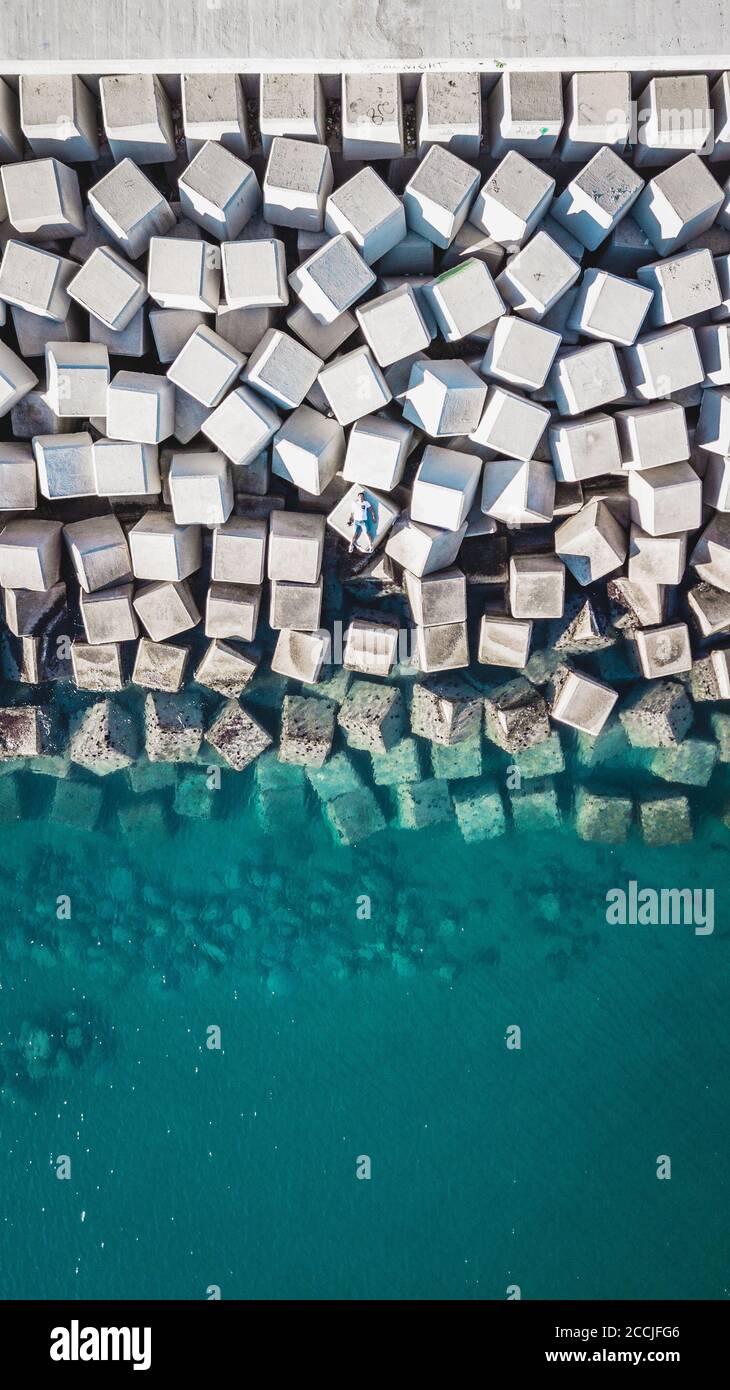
<box><xmin>205</xmin><ymin>700</ymin><xmax>271</xmax><ymax>771</ymax></box>
<box><xmin>453</xmin><ymin>784</ymin><xmax>506</xmax><ymax>842</ymax></box>
<box><xmin>100</xmin><ymin>74</ymin><xmax>176</xmax><ymax>163</ymax></box>
<box><xmin>0</xmin><ymin>519</ymin><xmax>62</xmax><ymax>592</ymax></box>
<box><xmin>650</xmin><ymin>737</ymin><xmax>717</xmax><ymax>787</ymax></box>
<box><xmin>324</xmin><ymin>786</ymin><xmax>386</xmax><ymax>846</ymax></box>
<box><xmin>403</xmin><ymin>144</ymin><xmax>479</xmax><ymax>248</ymax></box>
<box><xmin>64</xmin><ymin>514</ymin><xmax>132</xmax><ymax>593</ymax></box>
<box><xmin>574</xmin><ymin>787</ymin><xmax>632</xmax><ymax>843</ymax></box>
<box><xmin>203</xmin><ymin>385</ymin><xmax>281</xmax><ymax>467</ymax></box>
<box><xmin>280</xmin><ymin>693</ymin><xmax>336</xmax><ymax>766</ymax></box>
<box><xmin>395</xmin><ymin>777</ymin><xmax>452</xmax><ymax>829</ymax></box>
<box><xmin>178</xmin><ymin>141</ymin><xmax>261</xmax><ymax>240</ymax></box>
<box><xmin>145</xmin><ymin>691</ymin><xmax>203</xmax><ymax>763</ymax></box>
<box><xmin>619</xmin><ymin>679</ymin><xmax>693</xmax><ymax>747</ymax></box>
<box><xmin>640</xmin><ymin>795</ymin><xmax>693</xmax><ymax>846</ymax></box>
<box><xmin>69</xmin><ymin>699</ymin><xmax>137</xmax><ymax>775</ymax></box>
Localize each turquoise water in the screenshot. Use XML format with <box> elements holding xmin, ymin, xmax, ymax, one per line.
<box><xmin>0</xmin><ymin>742</ymin><xmax>728</xmax><ymax>1301</ymax></box>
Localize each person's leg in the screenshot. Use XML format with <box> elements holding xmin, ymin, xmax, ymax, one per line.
<box><xmin>349</xmin><ymin>521</ymin><xmax>363</xmax><ymax>553</ymax></box>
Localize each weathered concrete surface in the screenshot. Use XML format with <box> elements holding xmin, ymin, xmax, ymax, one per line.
<box><xmin>1</xmin><ymin>1</ymin><xmax>729</xmax><ymax>71</ymax></box>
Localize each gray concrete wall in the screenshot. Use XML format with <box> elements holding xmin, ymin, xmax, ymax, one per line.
<box><xmin>1</xmin><ymin>0</ymin><xmax>729</xmax><ymax>71</ymax></box>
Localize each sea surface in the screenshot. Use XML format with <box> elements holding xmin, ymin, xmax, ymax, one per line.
<box><xmin>0</xmin><ymin>736</ymin><xmax>727</xmax><ymax>1303</ymax></box>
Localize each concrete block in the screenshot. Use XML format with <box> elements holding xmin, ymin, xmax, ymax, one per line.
<box><xmin>478</xmin><ymin>614</ymin><xmax>532</xmax><ymax>668</ymax></box>
<box><xmin>628</xmin><ymin>460</ymin><xmax>702</xmax><ymax>536</ymax></box>
<box><xmin>262</xmin><ymin>135</ymin><xmax>333</xmax><ymax>232</ymax></box>
<box><xmin>0</xmin><ymin>244</ymin><xmax>76</xmax><ymax>322</ymax></box>
<box><xmin>243</xmin><ymin>328</ymin><xmax>321</xmax><ymax>410</ymax></box>
<box><xmin>343</xmin><ymin>617</ymin><xmax>399</xmax><ymax>677</ymax></box>
<box><xmin>496</xmin><ymin>229</ymin><xmax>581</xmax><ymax>320</ymax></box>
<box><xmin>89</xmin><ymin>159</ymin><xmax>175</xmax><ymax>261</ymax></box>
<box><xmin>2</xmin><ymin>581</ymin><xmax>65</xmax><ymax>641</ymax></box>
<box><xmin>488</xmin><ymin>70</ymin><xmax>563</xmax><ymax>159</ymax></box>
<box><xmin>1</xmin><ymin>157</ymin><xmax>84</xmax><ymax>239</ymax></box>
<box><xmin>318</xmin><ymin>346</ymin><xmax>390</xmax><ymax>425</ymax></box>
<box><xmin>0</xmin><ymin>339</ymin><xmax>36</xmax><ymax>422</ymax></box>
<box><xmin>269</xmin><ymin>576</ymin><xmax>322</xmax><ymax>631</ymax></box>
<box><xmin>166</xmin><ymin>325</ymin><xmax>244</xmax><ymax>410</ymax></box>
<box><xmin>430</xmin><ymin>729</ymin><xmax>482</xmax><ymax>779</ymax></box>
<box><xmin>549</xmin><ymin>665</ymin><xmax>618</xmax><ymax>735</ymax></box>
<box><xmin>100</xmin><ymin>74</ymin><xmax>175</xmax><ymax>163</ymax></box>
<box><xmin>574</xmin><ymin>786</ymin><xmax>632</xmax><ymax>843</ymax></box>
<box><xmin>0</xmin><ymin>442</ymin><xmax>36</xmax><ymax>511</ymax></box>
<box><xmin>640</xmin><ymin>794</ymin><xmax>693</xmax><ymax>845</ymax></box>
<box><xmin>696</xmin><ymin>384</ymin><xmax>730</xmax><ymax>455</ymax></box>
<box><xmin>327</xmin><ymin>482</ymin><xmax>400</xmax><ymax>555</ymax></box>
<box><xmin>11</xmin><ymin>389</ymin><xmax>67</xmax><ymax>439</ymax></box>
<box><xmin>620</xmin><ymin>681</ymin><xmax>693</xmax><ymax>747</ymax></box>
<box><xmin>415</xmin><ymin>620</ymin><xmax>469</xmax><ymax>672</ymax></box>
<box><xmin>178</xmin><ymin>141</ymin><xmax>261</xmax><ymax>240</ymax></box>
<box><xmin>342</xmin><ymin>72</ymin><xmax>403</xmax><ymax>160</ymax></box>
<box><xmin>688</xmin><ymin>579</ymin><xmax>730</xmax><ymax>638</ymax></box>
<box><xmin>80</xmin><ymin>581</ymin><xmax>138</xmax><ymax>645</ymax></box>
<box><xmin>148</xmin><ymin>238</ymin><xmax>220</xmax><ymax>313</ymax></box>
<box><xmin>378</xmin><ymin>229</ymin><xmax>435</xmax><ymax>276</ymax></box>
<box><xmin>107</xmin><ymin>370</ymin><xmax>174</xmax><ymax>444</ymax></box>
<box><xmin>410</xmin><ymin>674</ymin><xmax>481</xmax><ymax>746</ymax></box>
<box><xmin>548</xmin><ymin>342</ymin><xmax>626</xmax><ymax>416</ymax></box>
<box><xmin>271</xmin><ymin>406</ymin><xmax>342</xmax><ymax>494</ymax></box>
<box><xmin>202</xmin><ymin>699</ymin><xmax>270</xmax><ymax>771</ymax></box>
<box><xmin>45</xmin><ymin>342</ymin><xmax>108</xmax><ymax>417</ymax></box>
<box><xmin>415</xmin><ymin>70</ymin><xmax>481</xmax><ymax>159</ymax></box>
<box><xmin>710</xmin><ymin>72</ymin><xmax>730</xmax><ymax>163</ymax></box>
<box><xmin>342</xmin><ymin>415</ymin><xmax>410</xmax><ymax>493</ymax></box>
<box><xmin>702</xmin><ymin>455</ymin><xmax>730</xmax><ymax>511</ymax></box>
<box><xmin>480</xmin><ymin>456</ymin><xmax>554</xmax><ymax>526</ymax></box>
<box><xmin>628</xmin><ymin>525</ymin><xmax>687</xmax><ymax>586</ymax></box>
<box><xmin>633</xmin><ymin>153</ymin><xmax>723</xmax><ymax>260</ymax></box>
<box><xmin>267</xmin><ymin>509</ymin><xmax>324</xmax><ymax>583</ymax></box>
<box><xmin>597</xmin><ymin>214</ymin><xmax>655</xmax><ymax>276</ymax></box>
<box><xmin>181</xmin><ymin>72</ymin><xmax>249</xmax><ymax>159</ymax></box>
<box><xmin>627</xmin><ymin>325</ymin><xmax>705</xmax><ymax>401</ymax></box>
<box><xmin>92</xmin><ymin>440</ymin><xmax>160</xmax><ymax>498</ymax></box>
<box><xmin>173</xmin><ymin>769</ymin><xmax>213</xmax><ymax>820</ymax></box>
<box><xmin>50</xmin><ymin>778</ymin><xmax>103</xmax><ymax>829</ymax></box>
<box><xmin>0</xmin><ymin>76</ymin><xmax>21</xmax><ymax>161</ymax></box>
<box><xmin>635</xmin><ymin>75</ymin><xmax>713</xmax><ymax>167</ymax></box>
<box><xmin>385</xmin><ymin>511</ymin><xmax>466</xmax><ymax>577</ymax></box>
<box><xmin>608</xmin><ymin>576</ymin><xmax>668</xmax><ymax>631</ymax></box>
<box><xmin>33</xmin><ymin>431</ymin><xmax>94</xmax><ymax>500</ymax></box>
<box><xmin>451</xmin><ymin>785</ymin><xmax>505</xmax><ymax>842</ymax></box>
<box><xmin>404</xmin><ymin>565</ymin><xmax>466</xmax><ymax>628</ymax></box>
<box><xmin>560</xmin><ymin>71</ymin><xmax>632</xmax><ymax>160</ymax></box>
<box><xmin>216</xmin><ymin>303</ymin><xmax>276</xmax><ymax>355</ymax></box>
<box><xmin>568</xmin><ymin>268</ymin><xmax>653</xmax><ymax>347</ymax></box>
<box><xmin>71</xmin><ymin>638</ymin><xmax>125</xmax><ymax>691</ymax></box>
<box><xmin>551</xmin><ymin>147</ymin><xmax>644</xmax><ymax>252</ymax></box>
<box><xmin>280</xmin><ymin>693</ymin><xmax>336</xmax><ymax>766</ymax></box>
<box><xmin>403</xmin><ymin>144</ymin><xmax>479</xmax><ymax>249</ymax></box>
<box><xmin>169</xmin><ymin>451</ymin><xmax>233</xmax><ymax>526</ymax></box>
<box><xmin>68</xmin><ymin>245</ymin><xmax>147</xmax><ymax>331</ymax></box>
<box><xmin>356</xmin><ymin>285</ymin><xmax>432</xmax><ymax>367</ymax></box>
<box><xmin>403</xmin><ymin>358</ymin><xmax>486</xmax><ymax>436</ymax></box>
<box><xmin>424</xmin><ymin>259</ymin><xmax>506</xmax><ymax>344</ymax></box>
<box><xmin>63</xmin><ymin>513</ymin><xmax>131</xmax><ymax>593</ymax></box>
<box><xmin>0</xmin><ymin>519</ymin><xmax>62</xmax><ymax>592</ymax></box>
<box><xmin>69</xmin><ymin>699</ymin><xmax>137</xmax><ymax>775</ymax></box>
<box><xmin>286</xmin><ymin>301</ymin><xmax>357</xmax><ymax>361</ymax></box>
<box><xmin>132</xmin><ymin>637</ymin><xmax>189</xmax><ymax>693</ymax></box>
<box><xmin>335</xmin><ymin>679</ymin><xmax>403</xmax><ymax>753</ymax></box>
<box><xmin>133</xmin><ymin>579</ymin><xmax>200</xmax><ymax>641</ymax></box>
<box><xmin>271</xmin><ymin>628</ymin><xmax>330</xmax><ymax>684</ymax></box>
<box><xmin>145</xmin><ymin>691</ymin><xmax>203</xmax><ymax>763</ymax></box>
<box><xmin>395</xmin><ymin>777</ymin><xmax>452</xmax><ymax>829</ymax></box>
<box><xmin>637</xmin><ymin>248</ymin><xmax>721</xmax><ymax>326</ymax></box>
<box><xmin>325</xmin><ymin>165</ymin><xmax>406</xmax><ymax>265</ymax></box>
<box><xmin>549</xmin><ymin>413</ymin><xmax>622</xmax><ymax>484</ymax></box>
<box><xmin>290</xmin><ymin>234</ymin><xmax>375</xmax><ymax>324</ymax></box>
<box><xmin>211</xmin><ymin>515</ymin><xmax>267</xmax><ymax>585</ymax></box>
<box><xmin>321</xmin><ymin>785</ymin><xmax>384</xmax><ymax>845</ymax></box>
<box><xmin>220</xmin><ymin>239</ymin><xmax>287</xmax><ymax>310</ymax></box>
<box><xmin>555</xmin><ymin>499</ymin><xmax>627</xmax><ymax>586</ymax></box>
<box><xmin>149</xmin><ymin>310</ymin><xmax>207</xmax><ymax>366</ymax></box>
<box><xmin>129</xmin><ymin>511</ymin><xmax>201</xmax><ymax>581</ymax></box>
<box><xmin>482</xmin><ymin>315</ymin><xmax>560</xmax><ymax>392</ymax></box>
<box><xmin>411</xmin><ymin>444</ymin><xmax>482</xmax><ymax>531</ymax></box>
<box><xmin>615</xmin><ymin>401</ymin><xmax>689</xmax><ymax>472</ymax></box>
<box><xmin>509</xmin><ymin>728</ymin><xmax>566</xmax><ymax>780</ymax></box>
<box><xmin>470</xmin><ymin>383</ymin><xmax>550</xmax><ymax>460</ymax></box>
<box><xmin>471</xmin><ymin>151</ymin><xmax>554</xmax><ymax>248</ymax></box>
<box><xmin>90</xmin><ymin>305</ymin><xmax>149</xmax><ymax>359</ymax></box>
<box><xmin>484</xmin><ymin>675</ymin><xmax>551</xmax><ymax>752</ymax></box>
<box><xmin>650</xmin><ymin>737</ymin><xmax>717</xmax><ymax>787</ymax></box>
<box><xmin>259</xmin><ymin>72</ymin><xmax>325</xmax><ymax>149</ymax></box>
<box><xmin>20</xmin><ymin>73</ymin><xmax>98</xmax><ymax>161</ymax></box>
<box><xmin>711</xmin><ymin>647</ymin><xmax>730</xmax><ymax>697</ymax></box>
<box><xmin>635</xmin><ymin>622</ymin><xmax>692</xmax><ymax>678</ymax></box>
<box><xmin>203</xmin><ymin>385</ymin><xmax>281</xmax><ymax>467</ymax></box>
<box><xmin>509</xmin><ymin>554</ymin><xmax>565</xmax><ymax>619</ymax></box>
<box><xmin>370</xmin><ymin>736</ymin><xmax>421</xmax><ymax>787</ymax></box>
<box><xmin>697</xmin><ymin>323</ymin><xmax>730</xmax><ymax>387</ymax></box>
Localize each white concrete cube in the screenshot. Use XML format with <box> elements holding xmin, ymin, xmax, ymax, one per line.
<box><xmin>482</xmin><ymin>315</ymin><xmax>561</xmax><ymax>391</ymax></box>
<box><xmin>560</xmin><ymin>71</ymin><xmax>632</xmax><ymax>160</ymax></box>
<box><xmin>205</xmin><ymin>581</ymin><xmax>260</xmax><ymax>641</ymax></box>
<box><xmin>92</xmin><ymin>439</ymin><xmax>160</xmax><ymax>497</ymax></box>
<box><xmin>385</xmin><ymin>512</ymin><xmax>467</xmax><ymax>577</ymax></box>
<box><xmin>133</xmin><ymin>580</ymin><xmax>200</xmax><ymax>641</ymax></box>
<box><xmin>403</xmin><ymin>144</ymin><xmax>480</xmax><ymax>249</ymax></box>
<box><xmin>548</xmin><ymin>342</ymin><xmax>626</xmax><ymax>416</ymax></box>
<box><xmin>325</xmin><ymin>166</ymin><xmax>406</xmax><ymax>265</ymax></box>
<box><xmin>80</xmin><ymin>582</ymin><xmax>138</xmax><ymax>645</ymax></box>
<box><xmin>0</xmin><ymin>241</ymin><xmax>76</xmax><ymax>320</ymax></box>
<box><xmin>99</xmin><ymin>74</ymin><xmax>175</xmax><ymax>164</ymax></box>
<box><xmin>691</xmin><ymin>513</ymin><xmax>730</xmax><ymax>591</ymax></box>
<box><xmin>269</xmin><ymin>577</ymin><xmax>323</xmax><ymax>631</ymax></box>
<box><xmin>259</xmin><ymin>72</ymin><xmax>326</xmax><ymax>149</ymax></box>
<box><xmin>550</xmin><ymin>667</ymin><xmax>618</xmax><ymax>735</ymax></box>
<box><xmin>271</xmin><ymin>404</ymin><xmax>344</xmax><ymax>493</ymax></box>
<box><xmin>496</xmin><ymin>230</ymin><xmax>581</xmax><ymax>320</ymax></box>
<box><xmin>129</xmin><ymin>511</ymin><xmax>201</xmax><ymax>582</ymax></box>
<box><xmin>697</xmin><ymin>323</ymin><xmax>730</xmax><ymax>387</ymax></box>
<box><xmin>289</xmin><ymin>233</ymin><xmax>375</xmax><ymax>324</ymax></box>
<box><xmin>0</xmin><ymin>341</ymin><xmax>39</xmax><ymax>419</ymax></box>
<box><xmin>416</xmin><ymin>70</ymin><xmax>482</xmax><ymax>159</ymax></box>
<box><xmin>89</xmin><ymin>159</ymin><xmax>176</xmax><ymax>260</ymax></box>
<box><xmin>637</xmin><ymin>249</ymin><xmax>721</xmax><ymax>326</ymax></box>
<box><xmin>342</xmin><ymin>415</ymin><xmax>411</xmax><ymax>491</ymax></box>
<box><xmin>551</xmin><ymin>147</ymin><xmax>644</xmax><ymax>251</ymax></box>
<box><xmin>263</xmin><ymin>136</ymin><xmax>333</xmax><ymax>231</ymax></box>
<box><xmin>626</xmin><ymin>324</ymin><xmax>704</xmax><ymax>399</ymax></box>
<box><xmin>19</xmin><ymin>73</ymin><xmax>99</xmax><ymax>162</ymax></box>
<box><xmin>703</xmin><ymin>454</ymin><xmax>730</xmax><ymax>509</ymax></box>
<box><xmin>549</xmin><ymin>412</ymin><xmax>622</xmax><ymax>482</ymax></box>
<box><xmin>147</xmin><ymin>238</ymin><xmax>220</xmax><ymax>313</ymax></box>
<box><xmin>0</xmin><ymin>518</ymin><xmax>62</xmax><ymax>591</ymax></box>
<box><xmin>149</xmin><ymin>309</ymin><xmax>208</xmax><ymax>364</ymax></box>
<box><xmin>34</xmin><ymin>431</ymin><xmax>95</xmax><ymax>499</ymax></box>
<box><xmin>423</xmin><ymin>257</ymin><xmax>506</xmax><ymax>342</ymax></box>
<box><xmin>411</xmin><ymin>444</ymin><xmax>482</xmax><ymax>531</ymax></box>
<box><xmin>286</xmin><ymin>301</ymin><xmax>357</xmax><ymax>361</ymax></box>
<box><xmin>68</xmin><ymin>245</ymin><xmax>148</xmax><ymax>331</ymax></box>
<box><xmin>167</xmin><ymin>325</ymin><xmax>245</xmax><ymax>409</ymax></box>
<box><xmin>181</xmin><ymin>72</ymin><xmax>250</xmax><ymax>159</ymax></box>
<box><xmin>615</xmin><ymin>401</ymin><xmax>690</xmax><ymax>470</ymax></box>
<box><xmin>567</xmin><ymin>268</ymin><xmax>653</xmax><ymax>346</ymax></box>
<box><xmin>488</xmin><ymin>70</ymin><xmax>563</xmax><ymax>158</ymax></box>
<box><xmin>0</xmin><ymin>76</ymin><xmax>21</xmax><ymax>162</ymax></box>
<box><xmin>628</xmin><ymin>461</ymin><xmax>703</xmax><ymax>536</ymax></box>
<box><xmin>635</xmin><ymin>623</ymin><xmax>693</xmax><ymax>678</ymax></box>
<box><xmin>211</xmin><ymin>516</ymin><xmax>267</xmax><ymax>586</ymax></box>
<box><xmin>628</xmin><ymin>525</ymin><xmax>688</xmax><ymax>585</ymax></box>
<box><xmin>469</xmin><ymin>384</ymin><xmax>550</xmax><ymax>460</ymax></box>
<box><xmin>481</xmin><ymin>456</ymin><xmax>555</xmax><ymax>525</ymax></box>
<box><xmin>633</xmin><ymin>153</ymin><xmax>723</xmax><ymax>256</ymax></box>
<box><xmin>403</xmin><ymin>358</ymin><xmax>486</xmax><ymax>436</ymax></box>
<box><xmin>0</xmin><ymin>443</ymin><xmax>37</xmax><ymax>510</ymax></box>
<box><xmin>90</xmin><ymin>305</ymin><xmax>149</xmax><ymax>359</ymax></box>
<box><xmin>327</xmin><ymin>483</ymin><xmax>400</xmax><ymax>552</ymax></box>
<box><xmin>635</xmin><ymin>75</ymin><xmax>713</xmax><ymax>167</ymax></box>
<box><xmin>1</xmin><ymin>157</ymin><xmax>84</xmax><ymax>239</ymax></box>
<box><xmin>404</xmin><ymin>565</ymin><xmax>466</xmax><ymax>626</ymax></box>
<box><xmin>169</xmin><ymin>451</ymin><xmax>233</xmax><ymax>526</ymax></box>
<box><xmin>46</xmin><ymin>342</ymin><xmax>109</xmax><ymax>417</ymax></box>
<box><xmin>203</xmin><ymin>385</ymin><xmax>281</xmax><ymax>466</ymax></box>
<box><xmin>64</xmin><ymin>513</ymin><xmax>132</xmax><ymax>592</ymax></box>
<box><xmin>341</xmin><ymin>72</ymin><xmax>404</xmax><ymax>160</ymax></box>
<box><xmin>478</xmin><ymin>614</ymin><xmax>532</xmax><ymax>668</ymax></box>
<box><xmin>243</xmin><ymin>328</ymin><xmax>322</xmax><ymax>409</ymax></box>
<box><xmin>318</xmin><ymin>346</ymin><xmax>391</xmax><ymax>425</ymax></box>
<box><xmin>178</xmin><ymin>141</ymin><xmax>261</xmax><ymax>240</ymax></box>
<box><xmin>696</xmin><ymin>385</ymin><xmax>730</xmax><ymax>454</ymax></box>
<box><xmin>107</xmin><ymin>371</ymin><xmax>175</xmax><ymax>444</ymax></box>
<box><xmin>555</xmin><ymin>499</ymin><xmax>627</xmax><ymax>585</ymax></box>
<box><xmin>220</xmin><ymin>239</ymin><xmax>287</xmax><ymax>310</ymax></box>
<box><xmin>356</xmin><ymin>284</ymin><xmax>432</xmax><ymax>367</ymax></box>
<box><xmin>509</xmin><ymin>553</ymin><xmax>565</xmax><ymax>618</ymax></box>
<box><xmin>470</xmin><ymin>151</ymin><xmax>554</xmax><ymax>247</ymax></box>
<box><xmin>268</xmin><ymin>510</ymin><xmax>325</xmax><ymax>583</ymax></box>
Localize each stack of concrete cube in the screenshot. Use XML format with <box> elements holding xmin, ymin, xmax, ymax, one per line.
<box><xmin>2</xmin><ymin>65</ymin><xmax>730</xmax><ymax>845</ymax></box>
